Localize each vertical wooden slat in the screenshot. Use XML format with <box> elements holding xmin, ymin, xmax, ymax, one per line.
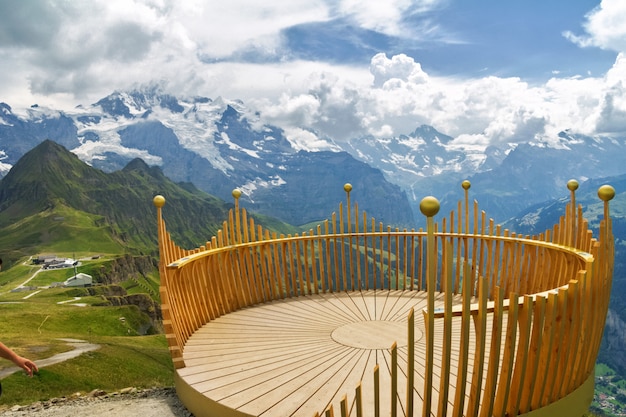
<box><xmin>356</xmin><ymin>383</ymin><xmax>363</xmax><ymax>417</ymax></box>
<box><xmin>417</xmin><ymin>231</ymin><xmax>424</xmax><ymax>291</ymax></box>
<box><xmin>542</xmin><ymin>286</ymin><xmax>568</xmax><ymax>405</ymax></box>
<box><xmin>379</xmin><ymin>223</ymin><xmax>385</xmax><ymax>289</ymax></box>
<box><xmin>407</xmin><ymin>308</ymin><xmax>415</xmax><ymax>417</ymax></box>
<box><xmin>519</xmin><ymin>295</ymin><xmax>547</xmax><ymax>413</ymax></box>
<box><xmin>325</xmin><ymin>220</ymin><xmax>332</xmax><ymax>292</ymax></box>
<box><xmin>374</xmin><ymin>364</ymin><xmax>380</xmax><ymax>417</ymax></box>
<box><xmin>372</xmin><ymin>218</ymin><xmax>378</xmax><ymax>290</ymax></box>
<box><xmin>492</xmin><ymin>292</ymin><xmax>519</xmax><ymax>416</ymax></box>
<box><xmin>436</xmin><ymin>239</ymin><xmax>454</xmax><ymax>417</ymax></box>
<box><xmin>466</xmin><ymin>274</ymin><xmax>488</xmax><ymax>417</ymax></box>
<box><xmin>387</xmin><ymin>226</ymin><xmax>393</xmax><ymax>290</ymax></box>
<box><xmin>479</xmin><ymin>286</ymin><xmax>504</xmax><ymax>417</ymax></box>
<box><xmin>333</xmin><ymin>213</ymin><xmax>340</xmax><ymax>291</ymax></box>
<box><xmin>558</xmin><ymin>279</ymin><xmax>580</xmax><ymax>398</ymax></box>
<box><xmin>295</xmin><ymin>238</ymin><xmax>306</xmax><ymax>295</ymax></box>
<box><xmin>422</xmin><ymin>210</ymin><xmax>436</xmax><ymax>417</ymax></box>
<box><xmin>363</xmin><ymin>212</ymin><xmax>370</xmax><ymax>291</ymax></box>
<box><xmin>391</xmin><ymin>342</ymin><xmax>398</xmax><ymax>417</ymax></box>
<box><xmin>452</xmin><ymin>261</ymin><xmax>473</xmax><ymax>417</ymax></box>
<box><xmin>310</xmin><ymin>233</ymin><xmax>320</xmax><ymax>295</ymax></box>
<box><xmin>402</xmin><ymin>230</ymin><xmax>408</xmax><ymax>290</ymax></box>
<box><xmin>258</xmin><ymin>240</ymin><xmax>271</xmax><ymax>301</ymax></box>
<box><xmin>340</xmin><ymin>395</ymin><xmax>349</xmax><ymax>417</ymax></box>
<box><xmin>437</xmin><ymin>239</ymin><xmax>453</xmax><ymax>417</ymax></box>
<box><xmin>278</xmin><ymin>239</ymin><xmax>289</xmax><ymax>298</ymax></box>
<box><xmin>478</xmin><ymin>211</ymin><xmax>487</xmax><ymax>297</ymax></box>
<box><xmin>395</xmin><ymin>228</ymin><xmax>400</xmax><ymax>290</ymax></box>
<box><xmin>531</xmin><ymin>291</ymin><xmax>558</xmax><ymax>410</ymax></box>
<box><xmin>507</xmin><ymin>296</ymin><xmax>533</xmax><ymax>416</ymax></box>
<box><xmin>355</xmin><ymin>205</ymin><xmax>363</xmax><ymax>290</ymax></box>
<box><xmin>347</xmin><ymin>192</ymin><xmax>354</xmax><ymax>292</ymax></box>
<box><xmin>303</xmin><ymin>237</ymin><xmax>312</xmax><ymax>294</ymax></box>
<box><xmin>410</xmin><ymin>231</ymin><xmax>416</xmax><ymax>291</ymax></box>
<box><xmin>340</xmin><ymin>203</ymin><xmax>348</xmax><ymax>291</ymax></box>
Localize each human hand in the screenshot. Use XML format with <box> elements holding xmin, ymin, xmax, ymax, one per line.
<box><xmin>14</xmin><ymin>356</ymin><xmax>38</xmax><ymax>377</ymax></box>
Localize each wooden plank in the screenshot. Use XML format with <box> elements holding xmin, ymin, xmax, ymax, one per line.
<box><xmin>178</xmin><ymin>292</ymin><xmax>458</xmax><ymax>417</ymax></box>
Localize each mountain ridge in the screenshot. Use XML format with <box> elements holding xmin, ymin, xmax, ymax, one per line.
<box><xmin>2</xmin><ymin>88</ymin><xmax>626</xmax><ymax>225</ymax></box>
<box><xmin>0</xmin><ymin>140</ymin><xmax>297</xmax><ymax>265</ymax></box>
<box><xmin>1</xmin><ymin>89</ymin><xmax>416</xmax><ymax>227</ymax></box>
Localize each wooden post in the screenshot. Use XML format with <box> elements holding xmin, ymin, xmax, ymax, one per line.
<box><xmin>420</xmin><ymin>195</ymin><xmax>440</xmax><ymax>417</ymax></box>
<box><xmin>567</xmin><ymin>180</ymin><xmax>578</xmax><ymax>248</ymax></box>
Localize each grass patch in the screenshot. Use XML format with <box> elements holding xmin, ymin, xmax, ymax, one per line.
<box><xmin>0</xmin><ymin>335</ymin><xmax>173</xmax><ymax>407</ymax></box>
<box><xmin>597</xmin><ymin>363</ymin><xmax>616</xmax><ymax>377</ymax></box>
<box><xmin>0</xmin><ymin>285</ymin><xmax>171</xmax><ymax>408</ymax></box>
<box><xmin>0</xmin><ymin>207</ymin><xmax>126</xmax><ymax>267</ymax></box>
<box><xmin>0</xmin><ymin>301</ymin><xmax>153</xmax><ymax>340</ymax></box>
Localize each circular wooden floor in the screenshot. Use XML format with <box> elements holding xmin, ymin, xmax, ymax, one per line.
<box><xmin>177</xmin><ymin>290</ymin><xmax>470</xmax><ymax>417</ymax></box>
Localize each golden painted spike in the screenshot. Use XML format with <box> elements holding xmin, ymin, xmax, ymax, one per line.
<box><xmin>232</xmin><ymin>189</ymin><xmax>242</xmax><ymax>244</ymax></box>
<box><xmin>153</xmin><ymin>194</ymin><xmax>166</xmax><ymax>208</ymax></box>
<box><xmin>462</xmin><ymin>180</ymin><xmax>470</xmax><ymax>233</ymax></box>
<box><xmin>567</xmin><ymin>180</ymin><xmax>578</xmax><ymax>248</ymax></box>
<box><xmin>598</xmin><ymin>184</ymin><xmax>616</xmax><ymax>219</ymax></box>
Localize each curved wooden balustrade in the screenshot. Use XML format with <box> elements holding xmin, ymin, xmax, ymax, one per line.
<box><xmin>154</xmin><ymin>180</ymin><xmax>615</xmax><ymax>417</ymax></box>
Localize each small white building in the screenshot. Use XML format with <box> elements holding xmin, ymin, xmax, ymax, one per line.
<box><xmin>64</xmin><ymin>273</ymin><xmax>93</xmax><ymax>287</ymax></box>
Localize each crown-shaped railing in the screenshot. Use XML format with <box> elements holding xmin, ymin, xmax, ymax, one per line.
<box><xmin>154</xmin><ymin>180</ymin><xmax>615</xmax><ymax>417</ymax></box>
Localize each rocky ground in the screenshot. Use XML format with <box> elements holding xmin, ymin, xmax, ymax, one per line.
<box><xmin>0</xmin><ymin>387</ymin><xmax>193</xmax><ymax>417</ymax></box>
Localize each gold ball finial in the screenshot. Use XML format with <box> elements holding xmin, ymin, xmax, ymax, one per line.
<box><xmin>420</xmin><ymin>196</ymin><xmax>440</xmax><ymax>217</ymax></box>
<box><xmin>567</xmin><ymin>179</ymin><xmax>579</xmax><ymax>191</ymax></box>
<box><xmin>344</xmin><ymin>183</ymin><xmax>353</xmax><ymax>193</ymax></box>
<box><xmin>232</xmin><ymin>189</ymin><xmax>242</xmax><ymax>199</ymax></box>
<box><xmin>598</xmin><ymin>185</ymin><xmax>616</xmax><ymax>202</ymax></box>
<box><xmin>153</xmin><ymin>195</ymin><xmax>165</xmax><ymax>208</ymax></box>
<box><xmin>461</xmin><ymin>180</ymin><xmax>471</xmax><ymax>190</ymax></box>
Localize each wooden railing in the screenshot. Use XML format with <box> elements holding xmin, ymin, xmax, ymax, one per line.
<box><xmin>155</xmin><ymin>180</ymin><xmax>615</xmax><ymax>416</ymax></box>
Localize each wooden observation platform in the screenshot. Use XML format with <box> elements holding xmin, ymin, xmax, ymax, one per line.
<box><xmin>155</xmin><ymin>180</ymin><xmax>615</xmax><ymax>417</ymax></box>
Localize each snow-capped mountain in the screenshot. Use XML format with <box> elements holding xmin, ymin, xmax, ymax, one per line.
<box><xmin>435</xmin><ymin>132</ymin><xmax>626</xmax><ymax>222</ymax></box>
<box><xmin>2</xmin><ymin>87</ymin><xmax>626</xmax><ymax>226</ymax></box>
<box><xmin>340</xmin><ymin>124</ymin><xmax>626</xmax><ymax>223</ymax></box>
<box><xmin>0</xmin><ymin>88</ymin><xmax>415</xmax><ymax>227</ymax></box>
<box><xmin>338</xmin><ymin>125</ymin><xmax>508</xmax><ymax>203</ymax></box>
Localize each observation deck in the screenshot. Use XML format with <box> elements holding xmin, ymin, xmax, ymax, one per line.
<box><xmin>154</xmin><ymin>180</ymin><xmax>615</xmax><ymax>417</ymax></box>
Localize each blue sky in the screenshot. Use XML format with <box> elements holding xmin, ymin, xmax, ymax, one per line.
<box><xmin>278</xmin><ymin>0</ymin><xmax>615</xmax><ymax>80</ymax></box>
<box><xmin>0</xmin><ymin>0</ymin><xmax>624</xmax><ymax>148</ymax></box>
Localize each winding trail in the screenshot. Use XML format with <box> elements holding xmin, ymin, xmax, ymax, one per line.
<box><xmin>0</xmin><ymin>339</ymin><xmax>100</xmax><ymax>379</ymax></box>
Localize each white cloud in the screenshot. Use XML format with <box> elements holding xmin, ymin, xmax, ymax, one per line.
<box><xmin>1</xmin><ymin>0</ymin><xmax>625</xmax><ymax>152</ymax></box>
<box><xmin>336</xmin><ymin>0</ymin><xmax>443</xmax><ymax>37</ymax></box>
<box><xmin>175</xmin><ymin>0</ymin><xmax>330</xmax><ymax>58</ymax></box>
<box><xmin>370</xmin><ymin>53</ymin><xmax>429</xmax><ymax>87</ymax></box>
<box><xmin>563</xmin><ymin>0</ymin><xmax>626</xmax><ymax>52</ymax></box>
<box><xmin>249</xmin><ymin>52</ymin><xmax>626</xmax><ymax>148</ymax></box>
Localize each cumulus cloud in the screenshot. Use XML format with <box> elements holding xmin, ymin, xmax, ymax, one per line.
<box><xmin>251</xmin><ymin>52</ymin><xmax>626</xmax><ymax>148</ymax></box>
<box><xmin>0</xmin><ymin>0</ymin><xmax>624</xmax><ymax>150</ymax></box>
<box><xmin>370</xmin><ymin>53</ymin><xmax>429</xmax><ymax>87</ymax></box>
<box><xmin>563</xmin><ymin>0</ymin><xmax>626</xmax><ymax>52</ymax></box>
